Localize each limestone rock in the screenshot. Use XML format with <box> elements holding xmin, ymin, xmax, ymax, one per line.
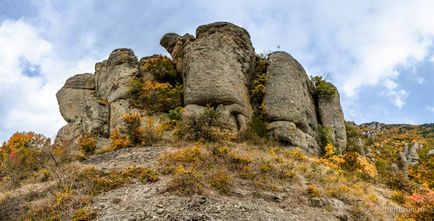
<box><xmin>110</xmin><ymin>99</ymin><xmax>133</xmax><ymax>131</ymax></box>
<box><xmin>55</xmin><ymin>82</ymin><xmax>109</xmax><ymax>145</ymax></box>
<box><xmin>264</xmin><ymin>51</ymin><xmax>318</xmax><ymax>138</ymax></box>
<box><xmin>63</xmin><ymin>73</ymin><xmax>95</xmax><ymax>90</ymax></box>
<box><xmin>263</xmin><ymin>52</ymin><xmax>321</xmax><ymax>154</ymax></box>
<box><xmin>397</xmin><ymin>151</ymin><xmax>409</xmax><ymax>177</ymax></box>
<box><xmin>96</xmin><ymin>48</ymin><xmax>139</xmax><ymax>102</ymax></box>
<box><xmin>56</xmin><ymin>87</ymin><xmax>95</xmax><ymax>123</ymax></box>
<box><xmin>268</xmin><ymin>121</ymin><xmax>319</xmax><ymax>155</ymax></box>
<box><xmin>427</xmin><ymin>149</ymin><xmax>434</xmax><ymax>157</ymax></box>
<box><xmin>162</xmin><ymin>22</ymin><xmax>255</xmax><ymax>131</ymax></box>
<box><xmin>403</xmin><ymin>143</ymin><xmax>421</xmax><ymax>166</ymax></box>
<box><xmin>317</xmin><ymin>84</ymin><xmax>347</xmax><ymax>152</ymax></box>
<box><xmin>94</xmin><ymin>48</ymin><xmax>140</xmax><ymax>132</ymax></box>
<box><xmin>160</xmin><ymin>33</ymin><xmax>181</xmax><ymax>54</ymax></box>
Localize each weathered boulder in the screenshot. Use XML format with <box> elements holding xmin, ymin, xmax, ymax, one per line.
<box><xmin>268</xmin><ymin>121</ymin><xmax>319</xmax><ymax>154</ymax></box>
<box><xmin>95</xmin><ymin>48</ymin><xmax>140</xmax><ymax>131</ymax></box>
<box><xmin>55</xmin><ymin>73</ymin><xmax>109</xmax><ymax>144</ymax></box>
<box><xmin>63</xmin><ymin>73</ymin><xmax>95</xmax><ymax>89</ymax></box>
<box><xmin>397</xmin><ymin>151</ymin><xmax>409</xmax><ymax>177</ymax></box>
<box><xmin>264</xmin><ymin>51</ymin><xmax>318</xmax><ymax>137</ymax></box>
<box><xmin>403</xmin><ymin>143</ymin><xmax>421</xmax><ymax>166</ymax></box>
<box><xmin>263</xmin><ymin>51</ymin><xmax>320</xmax><ymax>153</ymax></box>
<box><xmin>96</xmin><ymin>48</ymin><xmax>139</xmax><ymax>103</ymax></box>
<box><xmin>161</xmin><ymin>22</ymin><xmax>255</xmax><ymax>131</ymax></box>
<box><xmin>317</xmin><ymin>84</ymin><xmax>347</xmax><ymax>153</ymax></box>
<box><xmin>160</xmin><ymin>33</ymin><xmax>195</xmax><ymax>72</ymax></box>
<box><xmin>56</xmin><ymin>88</ymin><xmax>94</xmax><ymax>123</ymax></box>
<box><xmin>427</xmin><ymin>149</ymin><xmax>434</xmax><ymax>157</ymax></box>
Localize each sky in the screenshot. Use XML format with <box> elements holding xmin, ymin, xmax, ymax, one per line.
<box><xmin>1</xmin><ymin>0</ymin><xmax>434</xmax><ymax>142</ymax></box>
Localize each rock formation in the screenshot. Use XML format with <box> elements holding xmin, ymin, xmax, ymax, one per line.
<box><xmin>317</xmin><ymin>84</ymin><xmax>347</xmax><ymax>153</ymax></box>
<box><xmin>402</xmin><ymin>143</ymin><xmax>421</xmax><ymax>166</ymax></box>
<box><xmin>56</xmin><ymin>21</ymin><xmax>347</xmax><ymax>155</ymax></box>
<box><xmin>263</xmin><ymin>52</ymin><xmax>319</xmax><ymax>153</ymax></box>
<box><xmin>161</xmin><ymin>22</ymin><xmax>255</xmax><ymax>132</ymax></box>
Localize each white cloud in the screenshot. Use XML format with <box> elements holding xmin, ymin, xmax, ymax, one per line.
<box><xmin>381</xmin><ymin>88</ymin><xmax>409</xmax><ymax>109</ymax></box>
<box><xmin>0</xmin><ymin>19</ymin><xmax>98</xmax><ymax>142</ymax></box>
<box><xmin>426</xmin><ymin>106</ymin><xmax>434</xmax><ymax>113</ymax></box>
<box><xmin>415</xmin><ymin>76</ymin><xmax>426</xmax><ymax>84</ymax></box>
<box><xmin>384</xmin><ymin>79</ymin><xmax>398</xmax><ymax>90</ymax></box>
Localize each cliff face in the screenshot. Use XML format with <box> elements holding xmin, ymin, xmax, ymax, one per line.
<box><xmin>55</xmin><ymin>22</ymin><xmax>347</xmax><ymax>154</ymax></box>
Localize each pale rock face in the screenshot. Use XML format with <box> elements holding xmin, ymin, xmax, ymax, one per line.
<box><xmin>427</xmin><ymin>149</ymin><xmax>434</xmax><ymax>157</ymax></box>
<box><xmin>96</xmin><ymin>48</ymin><xmax>139</xmax><ymax>103</ymax></box>
<box><xmin>264</xmin><ymin>52</ymin><xmax>318</xmax><ymax>137</ymax></box>
<box><xmin>63</xmin><ymin>73</ymin><xmax>95</xmax><ymax>90</ymax></box>
<box><xmin>161</xmin><ymin>22</ymin><xmax>255</xmax><ymax>132</ymax></box>
<box><xmin>268</xmin><ymin>121</ymin><xmax>319</xmax><ymax>155</ymax></box>
<box><xmin>56</xmin><ymin>88</ymin><xmax>95</xmax><ymax>123</ymax></box>
<box><xmin>403</xmin><ymin>143</ymin><xmax>421</xmax><ymax>166</ymax></box>
<box><xmin>317</xmin><ymin>86</ymin><xmax>347</xmax><ymax>153</ymax></box>
<box><xmin>56</xmin><ymin>49</ymin><xmax>139</xmax><ymax>144</ymax></box>
<box><xmin>55</xmin><ymin>73</ymin><xmax>109</xmax><ymax>144</ymax></box>
<box><xmin>263</xmin><ymin>52</ymin><xmax>320</xmax><ymax>153</ymax></box>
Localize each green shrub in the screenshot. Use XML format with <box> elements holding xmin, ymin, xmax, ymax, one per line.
<box><xmin>140</xmin><ymin>55</ymin><xmax>182</xmax><ymax>85</ymax></box>
<box><xmin>129</xmin><ymin>79</ymin><xmax>183</xmax><ymax>113</ymax></box>
<box><xmin>178</xmin><ymin>106</ymin><xmax>224</xmax><ymax>142</ymax></box>
<box><xmin>167</xmin><ymin>106</ymin><xmax>184</xmax><ymax>122</ymax></box>
<box><xmin>238</xmin><ymin>115</ymin><xmax>270</xmax><ymax>144</ymax></box>
<box><xmin>312</xmin><ymin>75</ymin><xmax>336</xmax><ymax>96</ymax></box>
<box><xmin>318</xmin><ymin>124</ymin><xmax>333</xmax><ymax>148</ymax></box>
<box><xmin>250</xmin><ymin>54</ymin><xmax>268</xmax><ymax>114</ymax></box>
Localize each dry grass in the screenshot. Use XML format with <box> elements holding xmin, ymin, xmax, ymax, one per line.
<box><xmin>158</xmin><ymin>142</ymin><xmax>394</xmax><ymax>219</ymax></box>
<box><xmin>0</xmin><ymin>162</ymin><xmax>159</xmax><ymax>221</ymax></box>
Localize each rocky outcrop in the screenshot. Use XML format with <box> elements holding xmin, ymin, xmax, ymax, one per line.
<box><xmin>402</xmin><ymin>143</ymin><xmax>421</xmax><ymax>166</ymax></box>
<box><xmin>56</xmin><ymin>49</ymin><xmax>140</xmax><ymax>144</ymax></box>
<box><xmin>161</xmin><ymin>22</ymin><xmax>255</xmax><ymax>132</ymax></box>
<box><xmin>263</xmin><ymin>52</ymin><xmax>320</xmax><ymax>153</ymax></box>
<box><xmin>56</xmin><ymin>73</ymin><xmax>109</xmax><ymax>144</ymax></box>
<box><xmin>56</xmin><ymin>21</ymin><xmax>348</xmax><ymax>155</ymax></box>
<box><xmin>317</xmin><ymin>85</ymin><xmax>347</xmax><ymax>153</ymax></box>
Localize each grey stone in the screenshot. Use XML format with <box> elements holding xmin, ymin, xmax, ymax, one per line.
<box><xmin>264</xmin><ymin>51</ymin><xmax>318</xmax><ymax>138</ymax></box>
<box><xmin>56</xmin><ymin>87</ymin><xmax>95</xmax><ymax>123</ymax></box>
<box><xmin>162</xmin><ymin>22</ymin><xmax>255</xmax><ymax>131</ymax></box>
<box><xmin>427</xmin><ymin>149</ymin><xmax>434</xmax><ymax>157</ymax></box>
<box><xmin>317</xmin><ymin>84</ymin><xmax>347</xmax><ymax>153</ymax></box>
<box><xmin>96</xmin><ymin>48</ymin><xmax>139</xmax><ymax>102</ymax></box>
<box><xmin>403</xmin><ymin>143</ymin><xmax>421</xmax><ymax>166</ymax></box>
<box><xmin>63</xmin><ymin>73</ymin><xmax>95</xmax><ymax>90</ymax></box>
<box><xmin>268</xmin><ymin>121</ymin><xmax>319</xmax><ymax>155</ymax></box>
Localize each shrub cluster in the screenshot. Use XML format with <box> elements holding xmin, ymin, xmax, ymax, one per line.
<box><xmin>311</xmin><ymin>75</ymin><xmax>336</xmax><ymax>96</ymax></box>
<box><xmin>341</xmin><ymin>152</ymin><xmax>378</xmax><ymax>179</ymax></box>
<box><xmin>402</xmin><ymin>189</ymin><xmax>434</xmax><ymax>221</ymax></box>
<box><xmin>140</xmin><ymin>55</ymin><xmax>182</xmax><ymax>85</ymax></box>
<box><xmin>130</xmin><ymin>55</ymin><xmax>183</xmax><ymax>113</ymax></box>
<box><xmin>0</xmin><ymin>132</ymin><xmax>50</xmax><ymax>187</ymax></box>
<box><xmin>129</xmin><ymin>79</ymin><xmax>183</xmax><ymax>113</ymax></box>
<box><xmin>158</xmin><ymin>144</ymin><xmax>297</xmax><ymax>195</ymax></box>
<box><xmin>318</xmin><ymin>124</ymin><xmax>334</xmax><ymax>149</ymax></box>
<box><xmin>250</xmin><ymin>54</ymin><xmax>268</xmax><ymax>114</ymax></box>
<box><xmin>177</xmin><ymin>106</ymin><xmax>225</xmax><ymax>142</ymax></box>
<box><xmin>109</xmin><ymin>113</ymin><xmax>164</xmax><ymax>149</ymax></box>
